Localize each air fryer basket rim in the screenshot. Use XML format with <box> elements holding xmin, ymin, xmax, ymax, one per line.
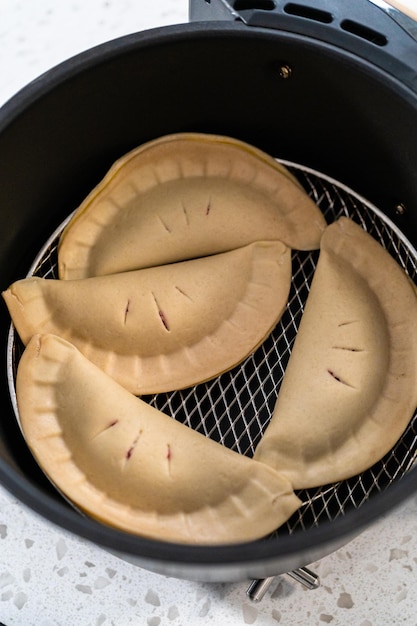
<box><xmin>2</xmin><ymin>17</ymin><xmax>417</xmax><ymax>128</ymax></box>
<box><xmin>1</xmin><ymin>19</ymin><xmax>417</xmax><ymax>578</ymax></box>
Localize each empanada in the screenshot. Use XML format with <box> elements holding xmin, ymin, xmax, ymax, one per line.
<box><xmin>58</xmin><ymin>133</ymin><xmax>326</xmax><ymax>279</ymax></box>
<box><xmin>16</xmin><ymin>333</ymin><xmax>302</xmax><ymax>544</ymax></box>
<box><xmin>4</xmin><ymin>241</ymin><xmax>291</xmax><ymax>394</ymax></box>
<box><xmin>254</xmin><ymin>217</ymin><xmax>417</xmax><ymax>488</ymax></box>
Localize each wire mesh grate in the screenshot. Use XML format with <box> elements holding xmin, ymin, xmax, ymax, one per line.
<box><xmin>7</xmin><ymin>162</ymin><xmax>417</xmax><ymax>537</ymax></box>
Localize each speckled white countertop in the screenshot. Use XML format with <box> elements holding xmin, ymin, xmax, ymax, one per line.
<box><xmin>1</xmin><ymin>1</ymin><xmax>417</xmax><ymax>625</ymax></box>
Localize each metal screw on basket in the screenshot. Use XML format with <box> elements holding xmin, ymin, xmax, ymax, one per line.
<box><xmin>278</xmin><ymin>64</ymin><xmax>292</xmax><ymax>79</ymax></box>
<box><xmin>395</xmin><ymin>202</ymin><xmax>406</xmax><ymax>216</ymax></box>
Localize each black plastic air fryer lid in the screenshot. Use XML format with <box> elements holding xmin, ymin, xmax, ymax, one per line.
<box><xmin>191</xmin><ymin>0</ymin><xmax>417</xmax><ymax>93</ymax></box>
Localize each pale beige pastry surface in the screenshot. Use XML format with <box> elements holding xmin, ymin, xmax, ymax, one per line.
<box><xmin>58</xmin><ymin>133</ymin><xmax>326</xmax><ymax>280</ymax></box>
<box><xmin>4</xmin><ymin>241</ymin><xmax>291</xmax><ymax>394</ymax></box>
<box><xmin>16</xmin><ymin>333</ymin><xmax>302</xmax><ymax>544</ymax></box>
<box><xmin>254</xmin><ymin>217</ymin><xmax>417</xmax><ymax>488</ymax></box>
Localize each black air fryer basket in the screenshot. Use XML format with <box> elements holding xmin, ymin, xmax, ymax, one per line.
<box><xmin>1</xmin><ymin>0</ymin><xmax>417</xmax><ymax>583</ymax></box>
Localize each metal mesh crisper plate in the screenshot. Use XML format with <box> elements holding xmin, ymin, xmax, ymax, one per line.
<box><xmin>7</xmin><ymin>161</ymin><xmax>417</xmax><ymax>538</ymax></box>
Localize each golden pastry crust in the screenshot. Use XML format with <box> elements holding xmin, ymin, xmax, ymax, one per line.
<box><xmin>254</xmin><ymin>217</ymin><xmax>417</xmax><ymax>488</ymax></box>
<box><xmin>3</xmin><ymin>241</ymin><xmax>291</xmax><ymax>394</ymax></box>
<box><xmin>57</xmin><ymin>133</ymin><xmax>326</xmax><ymax>280</ymax></box>
<box><xmin>16</xmin><ymin>334</ymin><xmax>302</xmax><ymax>544</ymax></box>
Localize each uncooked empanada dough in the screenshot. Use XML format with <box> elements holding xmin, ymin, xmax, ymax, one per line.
<box><xmin>254</xmin><ymin>217</ymin><xmax>417</xmax><ymax>488</ymax></box>
<box><xmin>16</xmin><ymin>333</ymin><xmax>301</xmax><ymax>544</ymax></box>
<box><xmin>4</xmin><ymin>241</ymin><xmax>291</xmax><ymax>394</ymax></box>
<box><xmin>58</xmin><ymin>133</ymin><xmax>326</xmax><ymax>279</ymax></box>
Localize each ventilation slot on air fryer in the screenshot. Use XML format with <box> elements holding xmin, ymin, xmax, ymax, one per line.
<box><xmin>283</xmin><ymin>3</ymin><xmax>333</xmax><ymax>24</ymax></box>
<box><xmin>340</xmin><ymin>19</ymin><xmax>388</xmax><ymax>46</ymax></box>
<box><xmin>233</xmin><ymin>0</ymin><xmax>276</xmax><ymax>10</ymax></box>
